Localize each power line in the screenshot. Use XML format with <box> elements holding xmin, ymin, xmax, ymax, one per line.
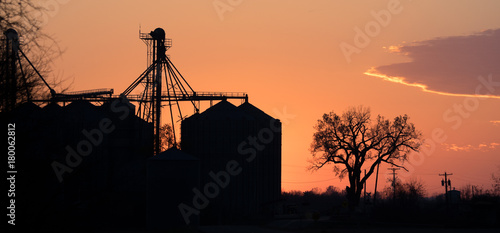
<box><xmin>388</xmin><ymin>167</ymin><xmax>400</xmax><ymax>202</ymax></box>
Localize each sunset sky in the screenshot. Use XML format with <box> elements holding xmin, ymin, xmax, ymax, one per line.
<box><xmin>39</xmin><ymin>0</ymin><xmax>500</xmax><ymax>196</ymax></box>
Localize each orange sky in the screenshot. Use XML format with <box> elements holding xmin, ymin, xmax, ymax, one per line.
<box><xmin>38</xmin><ymin>0</ymin><xmax>500</xmax><ymax>196</ymax></box>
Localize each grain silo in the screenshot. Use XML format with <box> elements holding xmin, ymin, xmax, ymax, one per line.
<box><xmin>146</xmin><ymin>147</ymin><xmax>200</xmax><ymax>229</ymax></box>
<box><xmin>181</xmin><ymin>100</ymin><xmax>281</xmax><ymax>224</ymax></box>
<box><xmin>7</xmin><ymin>99</ymin><xmax>153</xmax><ymax>230</ymax></box>
<box><xmin>238</xmin><ymin>102</ymin><xmax>282</xmax><ymax>216</ymax></box>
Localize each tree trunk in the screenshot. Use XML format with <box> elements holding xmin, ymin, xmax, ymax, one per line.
<box><xmin>347</xmin><ymin>192</ymin><xmax>361</xmax><ymax>210</ymax></box>
<box><xmin>346</xmin><ymin>175</ymin><xmax>362</xmax><ymax>210</ymax></box>
<box><xmin>346</xmin><ymin>176</ymin><xmax>365</xmax><ymax>210</ymax></box>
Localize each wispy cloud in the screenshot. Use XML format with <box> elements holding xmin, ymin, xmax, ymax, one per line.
<box><xmin>491</xmin><ymin>120</ymin><xmax>500</xmax><ymax>126</ymax></box>
<box><xmin>442</xmin><ymin>142</ymin><xmax>500</xmax><ymax>152</ymax></box>
<box><xmin>365</xmin><ymin>29</ymin><xmax>500</xmax><ymax>98</ymax></box>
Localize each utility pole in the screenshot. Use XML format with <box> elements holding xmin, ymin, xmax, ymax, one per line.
<box><xmin>439</xmin><ymin>172</ymin><xmax>453</xmax><ymax>207</ymax></box>
<box><xmin>373</xmin><ymin>163</ymin><xmax>380</xmax><ymax>204</ymax></box>
<box><xmin>388</xmin><ymin>167</ymin><xmax>400</xmax><ymax>203</ymax></box>
<box><xmin>364</xmin><ymin>169</ymin><xmax>367</xmax><ymax>200</ymax></box>
<box><xmin>363</xmin><ymin>169</ymin><xmax>367</xmax><ymax>213</ymax></box>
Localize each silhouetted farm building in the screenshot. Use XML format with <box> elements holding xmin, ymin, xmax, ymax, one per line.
<box><xmin>4</xmin><ymin>98</ymin><xmax>281</xmax><ymax>230</ymax></box>
<box><xmin>146</xmin><ymin>147</ymin><xmax>200</xmax><ymax>228</ymax></box>
<box><xmin>5</xmin><ymin>99</ymin><xmax>152</xmax><ymax>230</ymax></box>
<box><xmin>181</xmin><ymin>100</ymin><xmax>282</xmax><ymax>224</ymax></box>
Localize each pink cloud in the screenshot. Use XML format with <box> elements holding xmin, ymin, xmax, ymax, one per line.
<box><xmin>365</xmin><ymin>29</ymin><xmax>500</xmax><ymax>98</ymax></box>
<box><xmin>442</xmin><ymin>142</ymin><xmax>500</xmax><ymax>152</ymax></box>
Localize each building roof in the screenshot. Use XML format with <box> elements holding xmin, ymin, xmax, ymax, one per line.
<box><xmin>12</xmin><ymin>102</ymin><xmax>41</xmax><ymax>114</ymax></box>
<box><xmin>238</xmin><ymin>101</ymin><xmax>275</xmax><ymax>122</ymax></box>
<box><xmin>65</xmin><ymin>100</ymin><xmax>99</xmax><ymax>112</ymax></box>
<box><xmin>43</xmin><ymin>102</ymin><xmax>62</xmax><ymax>112</ymax></box>
<box><xmin>184</xmin><ymin>100</ymin><xmax>254</xmax><ymax>121</ymax></box>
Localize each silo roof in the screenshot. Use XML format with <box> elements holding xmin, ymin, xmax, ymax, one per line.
<box><xmin>238</xmin><ymin>101</ymin><xmax>275</xmax><ymax>122</ymax></box>
<box><xmin>65</xmin><ymin>100</ymin><xmax>99</xmax><ymax>112</ymax></box>
<box><xmin>184</xmin><ymin>100</ymin><xmax>254</xmax><ymax>121</ymax></box>
<box><xmin>43</xmin><ymin>102</ymin><xmax>62</xmax><ymax>112</ymax></box>
<box><xmin>12</xmin><ymin>102</ymin><xmax>41</xmax><ymax>114</ymax></box>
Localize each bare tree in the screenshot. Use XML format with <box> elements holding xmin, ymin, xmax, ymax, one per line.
<box><xmin>460</xmin><ymin>183</ymin><xmax>480</xmax><ymax>200</ymax></box>
<box><xmin>383</xmin><ymin>178</ymin><xmax>426</xmax><ymax>202</ymax></box>
<box><xmin>492</xmin><ymin>166</ymin><xmax>500</xmax><ymax>195</ymax></box>
<box><xmin>310</xmin><ymin>106</ymin><xmax>422</xmax><ymax>208</ymax></box>
<box><xmin>1</xmin><ymin>0</ymin><xmax>67</xmax><ymax>111</ymax></box>
<box><xmin>154</xmin><ymin>123</ymin><xmax>179</xmax><ymax>151</ymax></box>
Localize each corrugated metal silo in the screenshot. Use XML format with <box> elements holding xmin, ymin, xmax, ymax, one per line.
<box><xmin>238</xmin><ymin>102</ymin><xmax>282</xmax><ymax>216</ymax></box>
<box><xmin>181</xmin><ymin>100</ymin><xmax>281</xmax><ymax>224</ymax></box>
<box><xmin>147</xmin><ymin>147</ymin><xmax>200</xmax><ymax>229</ymax></box>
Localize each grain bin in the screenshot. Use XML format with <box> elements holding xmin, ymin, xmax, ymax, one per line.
<box><xmin>181</xmin><ymin>100</ymin><xmax>281</xmax><ymax>224</ymax></box>
<box><xmin>147</xmin><ymin>147</ymin><xmax>200</xmax><ymax>229</ymax></box>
